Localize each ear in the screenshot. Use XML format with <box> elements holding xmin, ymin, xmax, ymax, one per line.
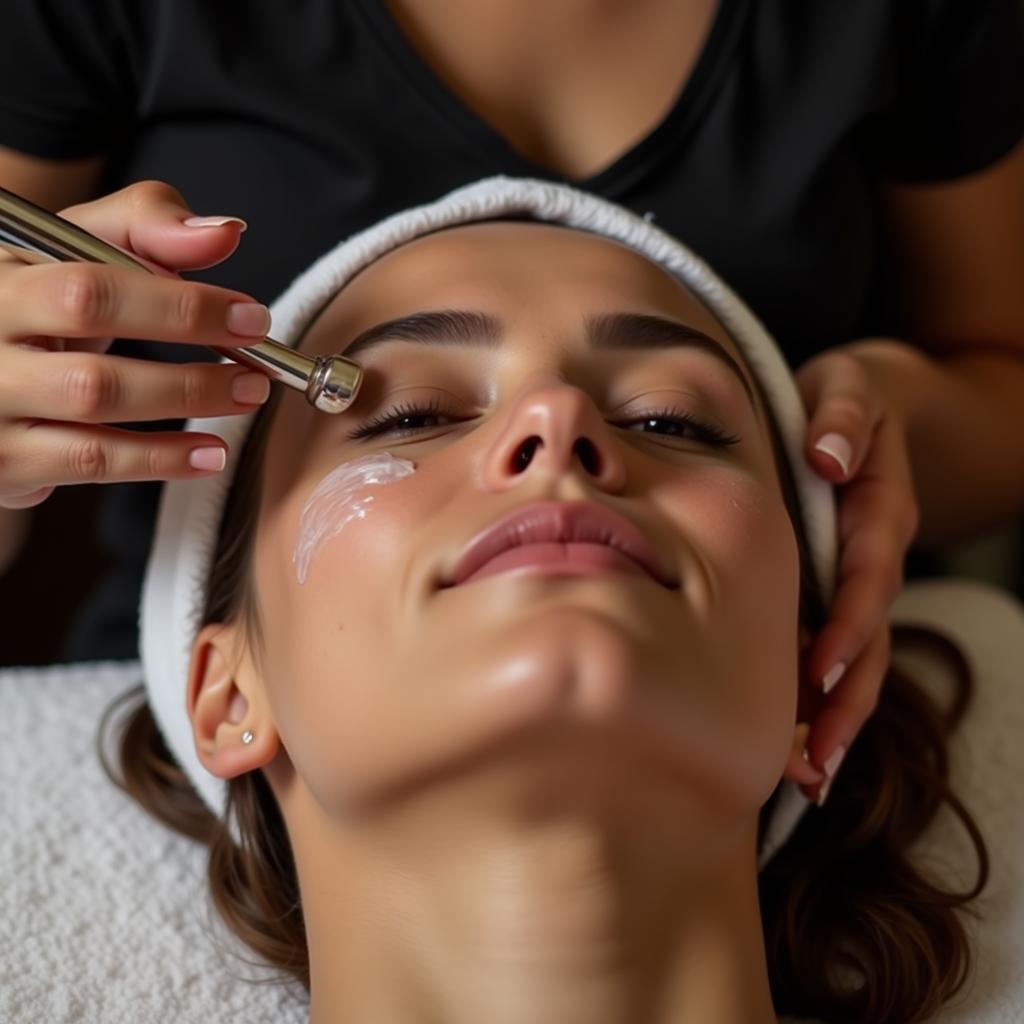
<box><xmin>187</xmin><ymin>621</ymin><xmax>279</xmax><ymax>780</ymax></box>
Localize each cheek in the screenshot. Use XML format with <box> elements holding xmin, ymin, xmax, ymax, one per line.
<box><xmin>658</xmin><ymin>469</ymin><xmax>798</xmax><ymax>604</ymax></box>
<box><xmin>656</xmin><ymin>468</ymin><xmax>801</xmax><ymax>800</ymax></box>
<box><xmin>251</xmin><ymin>452</ymin><xmax>445</xmax><ymax>808</ymax></box>
<box><xmin>291</xmin><ymin>453</ymin><xmax>417</xmax><ymax>584</ymax></box>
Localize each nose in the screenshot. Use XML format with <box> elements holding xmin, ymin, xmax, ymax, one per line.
<box><xmin>477</xmin><ymin>380</ymin><xmax>627</xmax><ymax>493</ymax></box>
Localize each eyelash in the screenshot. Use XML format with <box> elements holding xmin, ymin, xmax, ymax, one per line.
<box><xmin>346</xmin><ymin>396</ymin><xmax>741</xmax><ymax>447</ymax></box>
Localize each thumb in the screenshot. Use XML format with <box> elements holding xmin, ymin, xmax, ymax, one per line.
<box><xmin>798</xmin><ymin>353</ymin><xmax>881</xmax><ymax>483</ymax></box>
<box><xmin>59</xmin><ymin>179</ymin><xmax>248</xmax><ymax>278</ymax></box>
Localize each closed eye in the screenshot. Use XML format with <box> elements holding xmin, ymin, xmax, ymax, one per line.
<box><xmin>612</xmin><ymin>406</ymin><xmax>740</xmax><ymax>447</ymax></box>
<box><xmin>345</xmin><ymin>396</ymin><xmax>456</xmax><ymax>440</ymax></box>
<box><xmin>346</xmin><ymin>397</ymin><xmax>740</xmax><ymax>447</ymax></box>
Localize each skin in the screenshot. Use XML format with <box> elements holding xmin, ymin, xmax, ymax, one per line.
<box><xmin>382</xmin><ymin>0</ymin><xmax>719</xmax><ymax>180</ymax></box>
<box><xmin>188</xmin><ymin>222</ymin><xmax>827</xmax><ymax>1023</ymax></box>
<box><xmin>4</xmin><ymin>0</ymin><xmax>1023</xmax><ymax>834</ymax></box>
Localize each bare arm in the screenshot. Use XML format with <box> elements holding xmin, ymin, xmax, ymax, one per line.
<box><xmin>0</xmin><ymin>144</ymin><xmax>108</xmax><ymax>574</ymax></box>
<box><xmin>857</xmin><ymin>136</ymin><xmax>1024</xmax><ymax>549</ymax></box>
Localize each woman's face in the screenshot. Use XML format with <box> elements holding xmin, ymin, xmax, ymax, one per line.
<box><xmin>202</xmin><ymin>222</ymin><xmax>802</xmax><ymax>846</ymax></box>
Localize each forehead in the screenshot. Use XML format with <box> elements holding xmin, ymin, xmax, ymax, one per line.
<box><xmin>298</xmin><ymin>221</ymin><xmax>742</xmax><ymax>363</ymax></box>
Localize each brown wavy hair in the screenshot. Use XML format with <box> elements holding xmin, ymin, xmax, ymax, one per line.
<box><xmin>100</xmin><ymin>369</ymin><xmax>989</xmax><ymax>1023</ymax></box>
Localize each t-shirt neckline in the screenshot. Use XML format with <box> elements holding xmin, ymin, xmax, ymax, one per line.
<box><xmin>354</xmin><ymin>0</ymin><xmax>748</xmax><ymax>192</ymax></box>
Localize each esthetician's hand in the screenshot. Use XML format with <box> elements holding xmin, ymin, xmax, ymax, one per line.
<box><xmin>0</xmin><ymin>179</ymin><xmax>273</xmax><ymax>510</ymax></box>
<box><xmin>794</xmin><ymin>341</ymin><xmax>920</xmax><ymax>805</ymax></box>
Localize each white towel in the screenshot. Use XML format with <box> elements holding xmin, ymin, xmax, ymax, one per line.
<box><xmin>2</xmin><ymin>577</ymin><xmax>1020</xmax><ymax>1023</ymax></box>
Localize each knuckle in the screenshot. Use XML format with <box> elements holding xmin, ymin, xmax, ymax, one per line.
<box><xmin>125</xmin><ymin>179</ymin><xmax>186</xmax><ymax>208</ymax></box>
<box><xmin>825</xmin><ymin>394</ymin><xmax>869</xmax><ymax>432</ymax></box>
<box><xmin>174</xmin><ymin>285</ymin><xmax>206</xmax><ymax>335</ymax></box>
<box><xmin>179</xmin><ymin>366</ymin><xmax>208</xmax><ymax>415</ymax></box>
<box><xmin>143</xmin><ymin>443</ymin><xmax>165</xmax><ymax>479</ymax></box>
<box><xmin>64</xmin><ymin>436</ymin><xmax>110</xmax><ymax>482</ymax></box>
<box><xmin>58</xmin><ymin>267</ymin><xmax>111</xmax><ymax>330</ymax></box>
<box><xmin>61</xmin><ymin>358</ymin><xmax>119</xmax><ymax>419</ymax></box>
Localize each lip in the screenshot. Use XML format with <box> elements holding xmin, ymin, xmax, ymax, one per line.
<box><xmin>442</xmin><ymin>500</ymin><xmax>680</xmax><ymax>590</ymax></box>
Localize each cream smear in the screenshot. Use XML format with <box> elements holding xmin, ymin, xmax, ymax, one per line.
<box><xmin>292</xmin><ymin>452</ymin><xmax>416</xmax><ymax>584</ymax></box>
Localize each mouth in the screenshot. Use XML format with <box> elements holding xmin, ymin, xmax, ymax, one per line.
<box><xmin>439</xmin><ymin>500</ymin><xmax>680</xmax><ymax>591</ymax></box>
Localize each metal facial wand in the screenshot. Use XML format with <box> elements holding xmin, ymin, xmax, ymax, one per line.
<box><xmin>0</xmin><ymin>184</ymin><xmax>363</xmax><ymax>414</ymax></box>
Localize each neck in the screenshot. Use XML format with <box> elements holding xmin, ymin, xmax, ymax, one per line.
<box><xmin>291</xmin><ymin>764</ymin><xmax>777</xmax><ymax>1024</ymax></box>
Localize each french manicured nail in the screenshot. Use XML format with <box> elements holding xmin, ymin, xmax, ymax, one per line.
<box><xmin>815</xmin><ymin>775</ymin><xmax>833</xmax><ymax>807</ymax></box>
<box><xmin>823</xmin><ymin>745</ymin><xmax>846</xmax><ymax>778</ymax></box>
<box><xmin>183</xmin><ymin>215</ymin><xmax>248</xmax><ymax>231</ymax></box>
<box><xmin>816</xmin><ymin>745</ymin><xmax>846</xmax><ymax>807</ymax></box>
<box><xmin>227</xmin><ymin>302</ymin><xmax>271</xmax><ymax>337</ymax></box>
<box><xmin>232</xmin><ymin>372</ymin><xmax>271</xmax><ymax>405</ymax></box>
<box><xmin>814</xmin><ymin>433</ymin><xmax>852</xmax><ymax>476</ymax></box>
<box><xmin>822</xmin><ymin>661</ymin><xmax>846</xmax><ymax>695</ymax></box>
<box><xmin>189</xmin><ymin>446</ymin><xmax>226</xmax><ymax>472</ymax></box>
<box><xmin>793</xmin><ymin>722</ymin><xmax>824</xmax><ymax>781</ymax></box>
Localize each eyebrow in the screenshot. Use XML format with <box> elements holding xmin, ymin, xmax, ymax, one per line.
<box><xmin>340</xmin><ymin>309</ymin><xmax>758</xmax><ymax>410</ymax></box>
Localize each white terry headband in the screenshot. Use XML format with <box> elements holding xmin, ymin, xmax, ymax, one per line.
<box><xmin>140</xmin><ymin>175</ymin><xmax>837</xmax><ymax>870</ymax></box>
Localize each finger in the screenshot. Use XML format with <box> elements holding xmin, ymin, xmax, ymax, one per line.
<box><xmin>0</xmin><ymin>346</ymin><xmax>271</xmax><ymax>424</ymax></box>
<box><xmin>780</xmin><ymin>721</ymin><xmax>827</xmax><ymax>786</ymax></box>
<box><xmin>0</xmin><ymin>261</ymin><xmax>271</xmax><ymax>348</ymax></box>
<box><xmin>800</xmin><ymin>624</ymin><xmax>891</xmax><ymax>806</ymax></box>
<box><xmin>0</xmin><ymin>420</ymin><xmax>231</xmax><ymax>492</ymax></box>
<box><xmin>803</xmin><ymin>424</ymin><xmax>919</xmax><ymax>685</ymax></box>
<box><xmin>58</xmin><ymin>179</ymin><xmax>248</xmax><ymax>274</ymax></box>
<box><xmin>797</xmin><ymin>353</ymin><xmax>883</xmax><ymax>482</ymax></box>
<box><xmin>803</xmin><ymin>509</ymin><xmax>906</xmax><ymax>688</ymax></box>
<box><xmin>0</xmin><ymin>485</ymin><xmax>55</xmax><ymax>510</ymax></box>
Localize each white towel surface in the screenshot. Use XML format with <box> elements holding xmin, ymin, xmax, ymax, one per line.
<box><xmin>2</xmin><ymin>577</ymin><xmax>1022</xmax><ymax>1023</ymax></box>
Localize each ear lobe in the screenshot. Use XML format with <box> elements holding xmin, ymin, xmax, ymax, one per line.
<box><xmin>188</xmin><ymin>622</ymin><xmax>279</xmax><ymax>779</ymax></box>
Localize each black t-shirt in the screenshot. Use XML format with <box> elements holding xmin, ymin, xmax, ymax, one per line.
<box><xmin>1</xmin><ymin>0</ymin><xmax>1023</xmax><ymax>660</ymax></box>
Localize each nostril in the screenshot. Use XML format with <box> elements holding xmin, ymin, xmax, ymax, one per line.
<box><xmin>511</xmin><ymin>436</ymin><xmax>540</xmax><ymax>472</ymax></box>
<box><xmin>510</xmin><ymin>436</ymin><xmax>603</xmax><ymax>475</ymax></box>
<box><xmin>575</xmin><ymin>437</ymin><xmax>601</xmax><ymax>475</ymax></box>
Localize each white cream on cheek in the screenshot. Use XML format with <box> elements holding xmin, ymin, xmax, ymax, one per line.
<box><xmin>292</xmin><ymin>451</ymin><xmax>417</xmax><ymax>584</ymax></box>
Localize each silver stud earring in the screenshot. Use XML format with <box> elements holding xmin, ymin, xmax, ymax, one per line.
<box><xmin>241</xmin><ymin>729</ymin><xmax>254</xmax><ymax>745</ymax></box>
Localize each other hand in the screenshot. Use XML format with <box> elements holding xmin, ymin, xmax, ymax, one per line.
<box><xmin>792</xmin><ymin>343</ymin><xmax>920</xmax><ymax>806</ymax></box>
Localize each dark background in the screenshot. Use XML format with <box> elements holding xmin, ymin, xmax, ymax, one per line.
<box><xmin>1</xmin><ymin>487</ymin><xmax>111</xmax><ymax>664</ymax></box>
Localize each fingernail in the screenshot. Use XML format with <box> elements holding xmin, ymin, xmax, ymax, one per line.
<box><xmin>815</xmin><ymin>774</ymin><xmax>833</xmax><ymax>807</ymax></box>
<box><xmin>793</xmin><ymin>722</ymin><xmax>823</xmax><ymax>780</ymax></box>
<box><xmin>227</xmin><ymin>302</ymin><xmax>271</xmax><ymax>337</ymax></box>
<box><xmin>822</xmin><ymin>661</ymin><xmax>846</xmax><ymax>695</ymax></box>
<box><xmin>232</xmin><ymin>372</ymin><xmax>271</xmax><ymax>405</ymax></box>
<box><xmin>814</xmin><ymin>433</ymin><xmax>852</xmax><ymax>476</ymax></box>
<box><xmin>183</xmin><ymin>215</ymin><xmax>248</xmax><ymax>231</ymax></box>
<box><xmin>189</xmin><ymin>446</ymin><xmax>226</xmax><ymax>472</ymax></box>
<box><xmin>815</xmin><ymin>745</ymin><xmax>846</xmax><ymax>807</ymax></box>
<box><xmin>823</xmin><ymin>745</ymin><xmax>846</xmax><ymax>778</ymax></box>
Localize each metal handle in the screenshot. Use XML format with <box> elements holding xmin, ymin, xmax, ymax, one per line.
<box><xmin>0</xmin><ymin>185</ymin><xmax>362</xmax><ymax>414</ymax></box>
